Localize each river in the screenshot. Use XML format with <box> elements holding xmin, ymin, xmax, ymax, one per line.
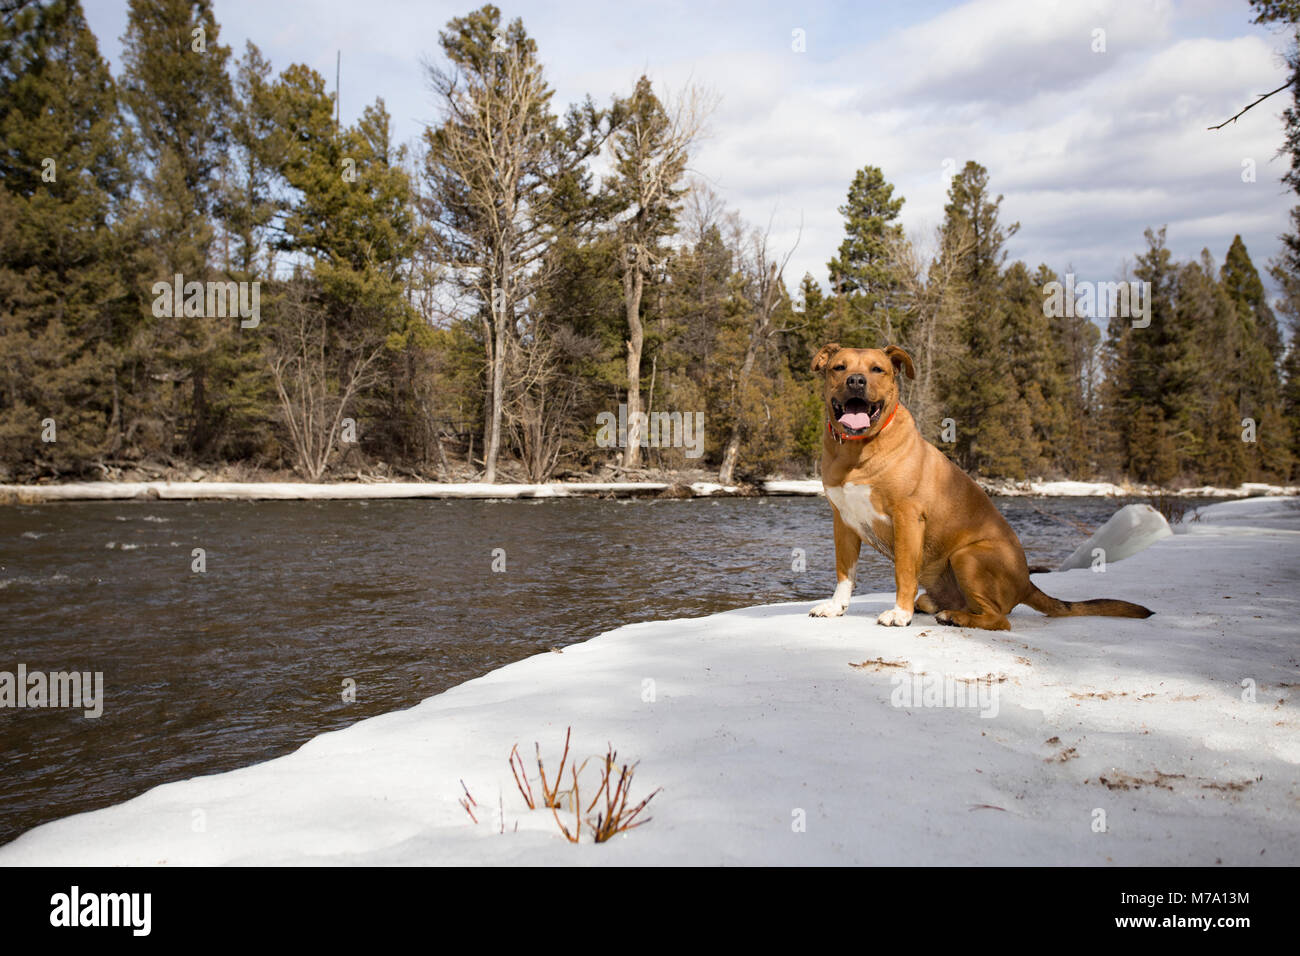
<box><xmin>1</xmin><ymin>494</ymin><xmax>1134</xmax><ymax>846</ymax></box>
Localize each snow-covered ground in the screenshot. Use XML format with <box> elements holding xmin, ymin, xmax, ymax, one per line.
<box><xmin>1</xmin><ymin>498</ymin><xmax>1297</xmax><ymax>865</ymax></box>
<box><xmin>767</xmin><ymin>478</ymin><xmax>1300</xmax><ymax>498</ymax></box>
<box><xmin>982</xmin><ymin>479</ymin><xmax>1300</xmax><ymax>498</ymax></box>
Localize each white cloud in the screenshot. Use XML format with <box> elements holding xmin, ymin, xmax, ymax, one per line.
<box><xmin>862</xmin><ymin>0</ymin><xmax>1174</xmax><ymax>105</ymax></box>
<box><xmin>80</xmin><ymin>0</ymin><xmax>1296</xmax><ymax>308</ymax></box>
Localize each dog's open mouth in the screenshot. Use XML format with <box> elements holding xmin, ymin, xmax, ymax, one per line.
<box><xmin>832</xmin><ymin>396</ymin><xmax>884</xmax><ymax>435</ymax></box>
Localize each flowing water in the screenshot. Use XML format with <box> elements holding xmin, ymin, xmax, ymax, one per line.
<box><xmin>0</xmin><ymin>494</ymin><xmax>1128</xmax><ymax>846</ymax></box>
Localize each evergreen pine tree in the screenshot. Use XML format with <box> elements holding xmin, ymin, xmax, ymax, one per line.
<box><xmin>934</xmin><ymin>161</ymin><xmax>1022</xmax><ymax>475</ymax></box>
<box><xmin>0</xmin><ymin>0</ymin><xmax>131</xmax><ymax>477</ymax></box>
<box><xmin>270</xmin><ymin>65</ymin><xmax>423</xmax><ymax>474</ymax></box>
<box><xmin>1222</xmin><ymin>235</ymin><xmax>1283</xmax><ymax>366</ymax></box>
<box><xmin>1104</xmin><ymin>227</ymin><xmax>1189</xmax><ymax>482</ymax></box>
<box><xmin>1255</xmin><ymin>2</ymin><xmax>1300</xmax><ymax>478</ymax></box>
<box><xmin>1218</xmin><ymin>237</ymin><xmax>1286</xmax><ymax>480</ymax></box>
<box><xmin>119</xmin><ymin>0</ymin><xmax>235</xmax><ymax>458</ymax></box>
<box><xmin>999</xmin><ymin>261</ymin><xmax>1069</xmax><ymax>476</ymax></box>
<box><xmin>827</xmin><ymin>165</ymin><xmax>906</xmax><ymax>342</ymax></box>
<box><xmin>1040</xmin><ymin>263</ymin><xmax>1101</xmax><ymax>476</ymax></box>
<box><xmin>217</xmin><ymin>41</ymin><xmax>283</xmax><ymax>278</ymax></box>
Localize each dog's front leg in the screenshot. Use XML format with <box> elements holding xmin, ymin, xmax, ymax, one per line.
<box><xmin>877</xmin><ymin>505</ymin><xmax>921</xmax><ymax>626</ymax></box>
<box><xmin>810</xmin><ymin>505</ymin><xmax>861</xmax><ymax>617</ymax></box>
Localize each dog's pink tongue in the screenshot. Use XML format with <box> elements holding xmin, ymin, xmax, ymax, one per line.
<box><xmin>839</xmin><ymin>412</ymin><xmax>872</xmax><ymax>430</ymax></box>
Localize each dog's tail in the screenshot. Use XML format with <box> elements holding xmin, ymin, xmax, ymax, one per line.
<box><xmin>1024</xmin><ymin>585</ymin><xmax>1153</xmax><ymax>619</ymax></box>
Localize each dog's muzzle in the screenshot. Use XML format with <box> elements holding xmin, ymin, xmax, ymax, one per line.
<box><xmin>831</xmin><ymin>396</ymin><xmax>884</xmax><ymax>436</ymax></box>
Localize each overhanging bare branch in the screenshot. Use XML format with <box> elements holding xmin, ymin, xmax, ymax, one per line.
<box><xmin>1208</xmin><ymin>79</ymin><xmax>1294</xmax><ymax>130</ymax></box>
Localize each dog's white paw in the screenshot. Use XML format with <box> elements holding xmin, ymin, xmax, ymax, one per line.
<box><xmin>809</xmin><ymin>600</ymin><xmax>846</xmax><ymax>618</ymax></box>
<box><xmin>876</xmin><ymin>605</ymin><xmax>913</xmax><ymax>627</ymax></box>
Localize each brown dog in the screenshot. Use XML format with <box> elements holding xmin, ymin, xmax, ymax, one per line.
<box><xmin>808</xmin><ymin>343</ymin><xmax>1153</xmax><ymax>631</ymax></box>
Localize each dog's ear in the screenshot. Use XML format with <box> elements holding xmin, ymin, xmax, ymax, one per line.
<box><xmin>811</xmin><ymin>343</ymin><xmax>841</xmax><ymax>375</ymax></box>
<box><xmin>885</xmin><ymin>345</ymin><xmax>915</xmax><ymax>380</ymax></box>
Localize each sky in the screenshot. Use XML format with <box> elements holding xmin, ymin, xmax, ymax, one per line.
<box><xmin>82</xmin><ymin>0</ymin><xmax>1296</xmax><ymax>302</ymax></box>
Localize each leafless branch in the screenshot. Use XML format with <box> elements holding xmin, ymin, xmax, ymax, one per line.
<box><xmin>1207</xmin><ymin>79</ymin><xmax>1294</xmax><ymax>130</ymax></box>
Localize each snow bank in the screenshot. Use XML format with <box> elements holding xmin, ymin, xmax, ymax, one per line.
<box><xmin>981</xmin><ymin>479</ymin><xmax>1300</xmax><ymax>498</ymax></box>
<box><xmin>3</xmin><ymin>477</ymin><xmax>1297</xmax><ymax>503</ymax></box>
<box><xmin>1057</xmin><ymin>504</ymin><xmax>1172</xmax><ymax>570</ymax></box>
<box><xmin>1023</xmin><ymin>480</ymin><xmax>1129</xmax><ymax>497</ymax></box>
<box><xmin>0</xmin><ymin>480</ymin><xmax>742</xmax><ymax>503</ymax></box>
<box><xmin>1</xmin><ymin>498</ymin><xmax>1298</xmax><ymax>866</ymax></box>
<box><xmin>1179</xmin><ymin>495</ymin><xmax>1300</xmax><ymax>532</ymax></box>
<box><xmin>762</xmin><ymin>479</ymin><xmax>824</xmax><ymax>495</ymax></box>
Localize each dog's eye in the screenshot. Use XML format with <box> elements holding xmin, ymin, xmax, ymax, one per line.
<box><xmin>832</xmin><ymin>364</ymin><xmax>846</xmax><ymax>371</ymax></box>
<box><xmin>871</xmin><ymin>366</ymin><xmax>884</xmax><ymax>374</ymax></box>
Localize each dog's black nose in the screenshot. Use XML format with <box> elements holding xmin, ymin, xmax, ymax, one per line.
<box><xmin>846</xmin><ymin>373</ymin><xmax>866</xmax><ymax>391</ymax></box>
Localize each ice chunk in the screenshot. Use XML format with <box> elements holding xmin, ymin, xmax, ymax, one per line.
<box><xmin>1057</xmin><ymin>503</ymin><xmax>1171</xmax><ymax>571</ymax></box>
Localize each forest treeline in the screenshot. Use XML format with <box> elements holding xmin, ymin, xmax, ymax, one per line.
<box><xmin>3</xmin><ymin>0</ymin><xmax>1299</xmax><ymax>485</ymax></box>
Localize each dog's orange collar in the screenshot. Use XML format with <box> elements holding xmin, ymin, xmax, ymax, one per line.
<box><xmin>828</xmin><ymin>404</ymin><xmax>896</xmax><ymax>443</ymax></box>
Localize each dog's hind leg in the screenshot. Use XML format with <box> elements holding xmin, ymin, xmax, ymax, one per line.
<box><xmin>935</xmin><ymin>608</ymin><xmax>1011</xmax><ymax>631</ymax></box>
<box><xmin>933</xmin><ymin>546</ymin><xmax>1015</xmax><ymax>631</ymax></box>
<box><xmin>916</xmin><ymin>566</ymin><xmax>962</xmax><ymax>615</ymax></box>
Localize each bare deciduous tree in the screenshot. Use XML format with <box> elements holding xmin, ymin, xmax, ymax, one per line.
<box><xmin>267</xmin><ymin>281</ymin><xmax>385</xmax><ymax>480</ymax></box>
<box><xmin>718</xmin><ymin>215</ymin><xmax>799</xmax><ymax>485</ymax></box>
<box><xmin>424</xmin><ymin>12</ymin><xmax>611</xmax><ymax>481</ymax></box>
<box><xmin>424</xmin><ymin>16</ymin><xmax>564</xmax><ymax>482</ymax></box>
<box><xmin>502</xmin><ymin>323</ymin><xmax>595</xmax><ymax>482</ymax></box>
<box><xmin>884</xmin><ymin>225</ymin><xmax>975</xmax><ymax>440</ymax></box>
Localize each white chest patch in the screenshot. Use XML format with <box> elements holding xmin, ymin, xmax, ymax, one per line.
<box><xmin>826</xmin><ymin>483</ymin><xmax>893</xmax><ymax>556</ymax></box>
